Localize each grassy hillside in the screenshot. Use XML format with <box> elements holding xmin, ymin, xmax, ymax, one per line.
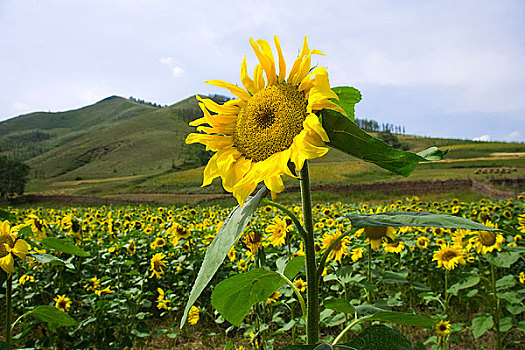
<box><xmin>26</xmin><ymin>96</ymin><xmax>210</xmax><ymax>180</ymax></box>
<box><xmin>0</xmin><ymin>96</ymin><xmax>159</xmax><ymax>161</ymax></box>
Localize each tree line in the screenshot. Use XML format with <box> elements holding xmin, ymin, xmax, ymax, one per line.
<box><xmin>128</xmin><ymin>96</ymin><xmax>168</xmax><ymax>108</ymax></box>
<box><xmin>0</xmin><ymin>156</ymin><xmax>30</xmax><ymax>198</ymax></box>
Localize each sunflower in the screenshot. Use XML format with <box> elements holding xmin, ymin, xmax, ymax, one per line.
<box><xmin>435</xmin><ymin>320</ymin><xmax>451</xmax><ymax>336</ymax></box>
<box><xmin>265</xmin><ymin>217</ymin><xmax>290</xmax><ymax>247</ymax></box>
<box><xmin>267</xmin><ymin>291</ymin><xmax>281</xmax><ymax>303</ymax></box>
<box><xmin>520</xmin><ymin>272</ymin><xmax>525</xmax><ymax>284</ymax></box>
<box><xmin>0</xmin><ymin>220</ymin><xmax>30</xmax><ymax>274</ymax></box>
<box><xmin>416</xmin><ymin>236</ymin><xmax>430</xmax><ymax>249</ymax></box>
<box><xmin>127</xmin><ymin>240</ymin><xmax>136</xmax><ymax>256</ymax></box>
<box><xmin>150</xmin><ymin>236</ymin><xmax>166</xmax><ymax>250</ymax></box>
<box><xmin>245</xmin><ymin>231</ymin><xmax>263</xmax><ymax>255</ymax></box>
<box><xmin>351</xmin><ymin>247</ymin><xmax>365</xmax><ymax>262</ymax></box>
<box><xmin>432</xmin><ymin>243</ymin><xmax>467</xmax><ymax>270</ymax></box>
<box><xmin>384</xmin><ymin>241</ymin><xmax>405</xmax><ymax>254</ymax></box>
<box><xmin>188</xmin><ymin>306</ymin><xmax>200</xmax><ymax>325</ymax></box>
<box><xmin>54</xmin><ymin>294</ymin><xmax>72</xmax><ymax>312</ymax></box>
<box><xmin>320</xmin><ymin>231</ymin><xmax>350</xmax><ymax>263</ymax></box>
<box><xmin>19</xmin><ymin>274</ymin><xmax>35</xmax><ymax>285</ymax></box>
<box><xmin>293</xmin><ymin>278</ymin><xmax>307</xmax><ymax>293</ymax></box>
<box><xmin>186</xmin><ymin>36</ymin><xmax>345</xmax><ymax>205</ymax></box>
<box><xmin>364</xmin><ymin>226</ymin><xmax>397</xmax><ymax>250</ymax></box>
<box><xmin>149</xmin><ymin>252</ymin><xmax>168</xmax><ymax>279</ymax></box>
<box><xmin>157</xmin><ymin>288</ymin><xmax>172</xmax><ymax>311</ymax></box>
<box><xmin>469</xmin><ymin>222</ymin><xmax>504</xmax><ymax>255</ymax></box>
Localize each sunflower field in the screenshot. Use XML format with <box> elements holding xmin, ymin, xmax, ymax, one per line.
<box><xmin>0</xmin><ymin>195</ymin><xmax>524</xmax><ymax>349</ymax></box>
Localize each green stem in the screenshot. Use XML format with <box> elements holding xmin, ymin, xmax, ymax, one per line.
<box><xmin>316</xmin><ymin>230</ymin><xmax>352</xmax><ymax>285</ymax></box>
<box><xmin>490</xmin><ymin>263</ymin><xmax>501</xmax><ymax>350</ymax></box>
<box><xmin>367</xmin><ymin>245</ymin><xmax>372</xmax><ymax>303</ymax></box>
<box><xmin>444</xmin><ymin>269</ymin><xmax>449</xmax><ymax>316</ymax></box>
<box><xmin>277</xmin><ymin>272</ymin><xmax>307</xmax><ymax>321</ymax></box>
<box><xmin>332</xmin><ymin>314</ymin><xmax>367</xmax><ymax>345</ymax></box>
<box><xmin>5</xmin><ymin>275</ymin><xmax>12</xmax><ymax>344</ymax></box>
<box><xmin>300</xmin><ymin>161</ymin><xmax>319</xmax><ymax>345</ymax></box>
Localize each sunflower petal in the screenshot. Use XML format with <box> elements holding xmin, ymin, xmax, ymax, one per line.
<box><xmin>241</xmin><ymin>56</ymin><xmax>256</xmax><ymax>94</ymax></box>
<box><xmin>304</xmin><ymin>113</ymin><xmax>329</xmax><ymax>142</ymax></box>
<box><xmin>250</xmin><ymin>38</ymin><xmax>277</xmax><ymax>86</ymax></box>
<box><xmin>202</xmin><ymin>154</ymin><xmax>219</xmax><ymax>187</ymax></box>
<box><xmin>12</xmin><ymin>239</ymin><xmax>29</xmax><ymax>260</ymax></box>
<box><xmin>185</xmin><ymin>134</ymin><xmax>234</xmax><ymax>151</ymax></box>
<box><xmin>196</xmin><ymin>95</ymin><xmax>240</xmax><ymax>115</ymax></box>
<box><xmin>206</xmin><ymin>80</ymin><xmax>251</xmax><ymax>101</ymax></box>
<box><xmin>274</xmin><ymin>36</ymin><xmax>286</xmax><ymax>83</ymax></box>
<box><xmin>0</xmin><ymin>254</ymin><xmax>14</xmax><ymax>274</ymax></box>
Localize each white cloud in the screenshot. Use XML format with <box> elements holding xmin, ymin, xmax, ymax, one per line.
<box><xmin>159</xmin><ymin>57</ymin><xmax>173</xmax><ymax>66</ymax></box>
<box><xmin>505</xmin><ymin>131</ymin><xmax>521</xmax><ymax>142</ymax></box>
<box><xmin>473</xmin><ymin>135</ymin><xmax>491</xmax><ymax>142</ymax></box>
<box><xmin>172</xmin><ymin>66</ymin><xmax>184</xmax><ymax>77</ymax></box>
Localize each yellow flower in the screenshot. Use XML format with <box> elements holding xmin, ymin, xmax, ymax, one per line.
<box><xmin>150</xmin><ymin>236</ymin><xmax>166</xmax><ymax>250</ymax></box>
<box><xmin>321</xmin><ymin>231</ymin><xmax>350</xmax><ymax>263</ymax></box>
<box><xmin>54</xmin><ymin>294</ymin><xmax>72</xmax><ymax>312</ymax></box>
<box><xmin>25</xmin><ymin>215</ymin><xmax>48</xmax><ymax>240</ymax></box>
<box><xmin>293</xmin><ymin>278</ymin><xmax>307</xmax><ymax>292</ymax></box>
<box><xmin>351</xmin><ymin>247</ymin><xmax>365</xmax><ymax>262</ymax></box>
<box><xmin>188</xmin><ymin>306</ymin><xmax>200</xmax><ymax>325</ymax></box>
<box><xmin>244</xmin><ymin>231</ymin><xmax>263</xmax><ymax>255</ymax></box>
<box><xmin>95</xmin><ymin>285</ymin><xmax>113</xmax><ymax>296</ymax></box>
<box><xmin>84</xmin><ymin>277</ymin><xmax>101</xmax><ymax>292</ymax></box>
<box><xmin>0</xmin><ymin>220</ymin><xmax>30</xmax><ymax>274</ymax></box>
<box><xmin>432</xmin><ymin>243</ymin><xmax>467</xmax><ymax>270</ymax></box>
<box><xmin>157</xmin><ymin>288</ymin><xmax>172</xmax><ymax>310</ymax></box>
<box><xmin>127</xmin><ymin>240</ymin><xmax>136</xmax><ymax>256</ymax></box>
<box><xmin>519</xmin><ymin>272</ymin><xmax>525</xmax><ymax>284</ymax></box>
<box><xmin>265</xmin><ymin>217</ymin><xmax>289</xmax><ymax>247</ymax></box>
<box><xmin>19</xmin><ymin>274</ymin><xmax>35</xmax><ymax>285</ymax></box>
<box><xmin>149</xmin><ymin>252</ymin><xmax>168</xmax><ymax>279</ymax></box>
<box><xmin>186</xmin><ymin>36</ymin><xmax>345</xmax><ymax>205</ymax></box>
<box><xmin>469</xmin><ymin>222</ymin><xmax>504</xmax><ymax>255</ymax></box>
<box><xmin>435</xmin><ymin>320</ymin><xmax>451</xmax><ymax>336</ymax></box>
<box><xmin>267</xmin><ymin>291</ymin><xmax>280</xmax><ymax>303</ymax></box>
<box><xmin>416</xmin><ymin>236</ymin><xmax>430</xmax><ymax>249</ymax></box>
<box><xmin>384</xmin><ymin>241</ymin><xmax>405</xmax><ymax>254</ymax></box>
<box><xmin>364</xmin><ymin>226</ymin><xmax>397</xmax><ymax>250</ymax></box>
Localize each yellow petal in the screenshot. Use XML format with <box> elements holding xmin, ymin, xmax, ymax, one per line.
<box><xmin>196</xmin><ymin>95</ymin><xmax>240</xmax><ymax>115</ymax></box>
<box><xmin>185</xmin><ymin>134</ymin><xmax>234</xmax><ymax>151</ymax></box>
<box><xmin>202</xmin><ymin>153</ymin><xmax>220</xmax><ymax>187</ymax></box>
<box><xmin>223</xmin><ymin>156</ymin><xmax>252</xmax><ymax>191</ymax></box>
<box><xmin>206</xmin><ymin>80</ymin><xmax>251</xmax><ymax>101</ymax></box>
<box><xmin>233</xmin><ymin>181</ymin><xmax>258</xmax><ymax>207</ymax></box>
<box><xmin>299</xmin><ymin>36</ymin><xmax>310</xmax><ymax>58</ymax></box>
<box><xmin>241</xmin><ymin>56</ymin><xmax>256</xmax><ymax>94</ymax></box>
<box><xmin>12</xmin><ymin>239</ymin><xmax>29</xmax><ymax>261</ymax></box>
<box><xmin>0</xmin><ymin>254</ymin><xmax>14</xmax><ymax>274</ymax></box>
<box><xmin>292</xmin><ymin>53</ymin><xmax>312</xmax><ymax>85</ymax></box>
<box><xmin>304</xmin><ymin>113</ymin><xmax>329</xmax><ymax>143</ymax></box>
<box><xmin>253</xmin><ymin>64</ymin><xmax>265</xmax><ymax>92</ymax></box>
<box><xmin>308</xmin><ymin>99</ymin><xmax>346</xmax><ymax>115</ymax></box>
<box><xmin>264</xmin><ymin>175</ymin><xmax>285</xmax><ymax>194</ymax></box>
<box><xmin>274</xmin><ymin>36</ymin><xmax>286</xmax><ymax>83</ymax></box>
<box><xmin>250</xmin><ymin>38</ymin><xmax>276</xmax><ymax>86</ymax></box>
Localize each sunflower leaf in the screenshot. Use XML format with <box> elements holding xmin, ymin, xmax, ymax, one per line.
<box><xmin>28</xmin><ymin>305</ymin><xmax>78</xmax><ymax>326</ymax></box>
<box><xmin>180</xmin><ymin>186</ymin><xmax>268</xmax><ymax>328</ymax></box>
<box><xmin>211</xmin><ymin>268</ymin><xmax>286</xmax><ymax>326</ymax></box>
<box><xmin>343</xmin><ymin>212</ymin><xmax>501</xmax><ymax>231</ymax></box>
<box><xmin>320</xmin><ymin>109</ymin><xmax>448</xmax><ymax>176</ymax></box>
<box><xmin>342</xmin><ymin>325</ymin><xmax>414</xmax><ymax>350</ymax></box>
<box><xmin>331</xmin><ymin>86</ymin><xmax>362</xmax><ymax>121</ymax></box>
<box><xmin>41</xmin><ymin>237</ymin><xmax>89</xmax><ymax>257</ymax></box>
<box><xmin>367</xmin><ymin>311</ymin><xmax>436</xmax><ymax>328</ymax></box>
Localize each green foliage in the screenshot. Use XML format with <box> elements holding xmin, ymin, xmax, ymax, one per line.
<box><xmin>0</xmin><ymin>156</ymin><xmax>30</xmax><ymax>197</ymax></box>
<box><xmin>41</xmin><ymin>237</ymin><xmax>90</xmax><ymax>257</ymax></box>
<box><xmin>342</xmin><ymin>325</ymin><xmax>414</xmax><ymax>350</ymax></box>
<box><xmin>343</xmin><ymin>212</ymin><xmax>500</xmax><ymax>231</ymax></box>
<box><xmin>320</xmin><ymin>109</ymin><xmax>447</xmax><ymax>177</ymax></box>
<box><xmin>330</xmin><ymin>86</ymin><xmax>362</xmax><ymax>121</ymax></box>
<box><xmin>28</xmin><ymin>305</ymin><xmax>78</xmax><ymax>327</ymax></box>
<box><xmin>471</xmin><ymin>314</ymin><xmax>494</xmax><ymax>339</ymax></box>
<box><xmin>180</xmin><ymin>187</ymin><xmax>268</xmax><ymax>327</ymax></box>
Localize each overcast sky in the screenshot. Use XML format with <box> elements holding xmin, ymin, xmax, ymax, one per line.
<box><xmin>1</xmin><ymin>0</ymin><xmax>524</xmax><ymax>141</ymax></box>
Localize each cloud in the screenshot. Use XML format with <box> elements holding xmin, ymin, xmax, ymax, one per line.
<box><xmin>172</xmin><ymin>66</ymin><xmax>184</xmax><ymax>77</ymax></box>
<box><xmin>159</xmin><ymin>57</ymin><xmax>173</xmax><ymax>66</ymax></box>
<box><xmin>505</xmin><ymin>131</ymin><xmax>521</xmax><ymax>142</ymax></box>
<box><xmin>473</xmin><ymin>135</ymin><xmax>491</xmax><ymax>142</ymax></box>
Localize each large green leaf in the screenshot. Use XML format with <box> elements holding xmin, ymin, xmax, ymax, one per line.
<box><xmin>31</xmin><ymin>253</ymin><xmax>74</xmax><ymax>269</ymax></box>
<box><xmin>324</xmin><ymin>298</ymin><xmax>356</xmax><ymax>315</ymax></box>
<box><xmin>211</xmin><ymin>268</ymin><xmax>284</xmax><ymax>326</ymax></box>
<box><xmin>472</xmin><ymin>314</ymin><xmax>494</xmax><ymax>339</ymax></box>
<box><xmin>447</xmin><ymin>275</ymin><xmax>480</xmax><ymax>296</ymax></box>
<box><xmin>321</xmin><ymin>109</ymin><xmax>447</xmax><ymax>176</ymax></box>
<box><xmin>343</xmin><ymin>212</ymin><xmax>500</xmax><ymax>231</ymax></box>
<box><xmin>342</xmin><ymin>325</ymin><xmax>414</xmax><ymax>350</ymax></box>
<box><xmin>180</xmin><ymin>187</ymin><xmax>268</xmax><ymax>327</ymax></box>
<box><xmin>367</xmin><ymin>311</ymin><xmax>435</xmax><ymax>328</ymax></box>
<box><xmin>331</xmin><ymin>86</ymin><xmax>362</xmax><ymax>121</ymax></box>
<box><xmin>486</xmin><ymin>251</ymin><xmax>521</xmax><ymax>268</ymax></box>
<box><xmin>29</xmin><ymin>305</ymin><xmax>78</xmax><ymax>326</ymax></box>
<box><xmin>283</xmin><ymin>256</ymin><xmax>305</xmax><ymax>280</ymax></box>
<box><xmin>41</xmin><ymin>237</ymin><xmax>89</xmax><ymax>257</ymax></box>
<box><xmin>0</xmin><ymin>208</ymin><xmax>15</xmax><ymax>221</ymax></box>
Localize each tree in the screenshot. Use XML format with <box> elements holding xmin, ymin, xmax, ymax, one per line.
<box><xmin>0</xmin><ymin>156</ymin><xmax>30</xmax><ymax>198</ymax></box>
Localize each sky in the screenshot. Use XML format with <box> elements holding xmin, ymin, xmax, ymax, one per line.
<box><xmin>1</xmin><ymin>0</ymin><xmax>524</xmax><ymax>142</ymax></box>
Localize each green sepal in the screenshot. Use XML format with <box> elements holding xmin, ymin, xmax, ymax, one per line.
<box><xmin>320</xmin><ymin>108</ymin><xmax>447</xmax><ymax>176</ymax></box>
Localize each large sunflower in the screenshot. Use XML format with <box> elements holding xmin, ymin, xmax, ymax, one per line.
<box><xmin>186</xmin><ymin>36</ymin><xmax>345</xmax><ymax>205</ymax></box>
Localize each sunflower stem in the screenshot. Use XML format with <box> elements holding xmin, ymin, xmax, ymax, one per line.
<box><xmin>5</xmin><ymin>274</ymin><xmax>12</xmax><ymax>344</ymax></box>
<box><xmin>490</xmin><ymin>263</ymin><xmax>502</xmax><ymax>350</ymax></box>
<box><xmin>299</xmin><ymin>161</ymin><xmax>319</xmax><ymax>345</ymax></box>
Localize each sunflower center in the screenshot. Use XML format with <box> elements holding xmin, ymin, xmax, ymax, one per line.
<box><xmin>0</xmin><ymin>235</ymin><xmax>14</xmax><ymax>258</ymax></box>
<box><xmin>441</xmin><ymin>250</ymin><xmax>458</xmax><ymax>262</ymax></box>
<box><xmin>479</xmin><ymin>231</ymin><xmax>496</xmax><ymax>246</ymax></box>
<box><xmin>233</xmin><ymin>83</ymin><xmax>308</xmax><ymax>162</ymax></box>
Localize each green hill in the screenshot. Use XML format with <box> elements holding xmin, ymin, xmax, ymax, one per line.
<box><xmin>0</xmin><ymin>96</ymin><xmax>159</xmax><ymax>161</ymax></box>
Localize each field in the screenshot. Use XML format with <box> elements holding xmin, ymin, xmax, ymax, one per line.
<box><xmin>1</xmin><ymin>195</ymin><xmax>524</xmax><ymax>349</ymax></box>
